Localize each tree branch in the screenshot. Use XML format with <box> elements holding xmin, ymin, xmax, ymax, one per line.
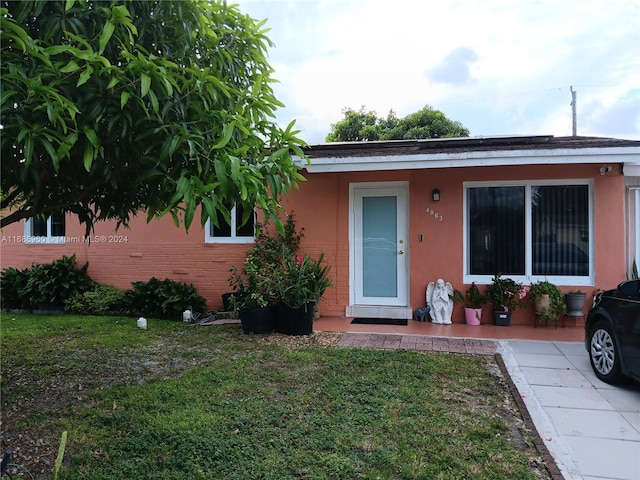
<box><xmin>0</xmin><ymin>178</ymin><xmax>106</xmax><ymax>229</ymax></box>
<box><xmin>0</xmin><ymin>189</ymin><xmax>21</xmax><ymax>210</ymax></box>
<box><xmin>0</xmin><ymin>208</ymin><xmax>32</xmax><ymax>228</ymax></box>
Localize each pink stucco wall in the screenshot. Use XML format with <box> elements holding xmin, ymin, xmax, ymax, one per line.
<box><xmin>1</xmin><ymin>163</ymin><xmax>626</xmax><ymax>324</ymax></box>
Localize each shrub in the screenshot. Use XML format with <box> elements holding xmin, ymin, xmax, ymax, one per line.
<box><xmin>253</xmin><ymin>214</ymin><xmax>303</xmax><ymax>265</ymax></box>
<box><xmin>228</xmin><ymin>213</ymin><xmax>302</xmax><ymax>310</ymax></box>
<box><xmin>65</xmin><ymin>284</ymin><xmax>126</xmax><ymax>315</ymax></box>
<box><xmin>24</xmin><ymin>255</ymin><xmax>96</xmax><ymax>309</ymax></box>
<box><xmin>1</xmin><ymin>255</ymin><xmax>95</xmax><ymax>310</ymax></box>
<box><xmin>1</xmin><ymin>266</ymin><xmax>30</xmax><ymax>309</ymax></box>
<box><xmin>229</xmin><ymin>212</ymin><xmax>333</xmax><ymax>310</ymax></box>
<box><xmin>121</xmin><ymin>277</ymin><xmax>206</xmax><ymax>319</ymax></box>
<box><xmin>273</xmin><ymin>252</ymin><xmax>333</xmax><ymax>307</ymax></box>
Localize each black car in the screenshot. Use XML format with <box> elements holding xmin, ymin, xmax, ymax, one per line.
<box><xmin>585</xmin><ymin>280</ymin><xmax>640</xmax><ymax>384</ymax></box>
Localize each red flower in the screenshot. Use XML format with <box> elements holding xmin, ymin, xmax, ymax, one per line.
<box><xmin>296</xmin><ymin>256</ymin><xmax>304</xmax><ymax>266</ymax></box>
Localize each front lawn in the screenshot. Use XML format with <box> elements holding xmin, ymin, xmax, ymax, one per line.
<box><xmin>1</xmin><ymin>314</ymin><xmax>551</xmax><ymax>479</ymax></box>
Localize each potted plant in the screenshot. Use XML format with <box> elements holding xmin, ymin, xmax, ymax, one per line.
<box><xmin>486</xmin><ymin>273</ymin><xmax>529</xmax><ymax>326</ymax></box>
<box><xmin>227</xmin><ymin>218</ymin><xmax>292</xmax><ymax>334</ymax></box>
<box><xmin>230</xmin><ymin>212</ymin><xmax>333</xmax><ymax>336</ymax></box>
<box><xmin>450</xmin><ymin>282</ymin><xmax>488</xmax><ymax>325</ymax></box>
<box><xmin>528</xmin><ymin>280</ymin><xmax>567</xmax><ymax>325</ymax></box>
<box><xmin>228</xmin><ymin>258</ymin><xmax>277</xmax><ymax>334</ymax></box>
<box><xmin>273</xmin><ymin>252</ymin><xmax>333</xmax><ymax>335</ymax></box>
<box><xmin>565</xmin><ymin>290</ymin><xmax>587</xmax><ymax>316</ymax></box>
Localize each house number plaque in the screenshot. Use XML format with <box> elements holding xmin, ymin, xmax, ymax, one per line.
<box><xmin>425</xmin><ymin>207</ymin><xmax>444</xmax><ymax>221</ymax></box>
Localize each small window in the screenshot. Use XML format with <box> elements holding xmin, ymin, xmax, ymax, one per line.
<box><xmin>205</xmin><ymin>204</ymin><xmax>255</xmax><ymax>244</ymax></box>
<box><xmin>24</xmin><ymin>213</ymin><xmax>66</xmax><ymax>244</ymax></box>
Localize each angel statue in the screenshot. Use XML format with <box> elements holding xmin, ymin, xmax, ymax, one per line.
<box><xmin>426</xmin><ymin>279</ymin><xmax>454</xmax><ymax>324</ymax></box>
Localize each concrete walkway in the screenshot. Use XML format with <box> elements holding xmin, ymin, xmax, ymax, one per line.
<box><xmin>337</xmin><ymin>332</ymin><xmax>640</xmax><ymax>480</ymax></box>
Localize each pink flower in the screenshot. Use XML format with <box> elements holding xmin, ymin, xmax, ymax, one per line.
<box><xmin>296</xmin><ymin>256</ymin><xmax>304</xmax><ymax>266</ymax></box>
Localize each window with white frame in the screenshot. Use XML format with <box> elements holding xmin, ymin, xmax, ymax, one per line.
<box><xmin>24</xmin><ymin>213</ymin><xmax>66</xmax><ymax>243</ymax></box>
<box><xmin>205</xmin><ymin>203</ymin><xmax>255</xmax><ymax>243</ymax></box>
<box><xmin>465</xmin><ymin>180</ymin><xmax>592</xmax><ymax>284</ymax></box>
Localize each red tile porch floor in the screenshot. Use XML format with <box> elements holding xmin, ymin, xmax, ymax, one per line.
<box><xmin>314</xmin><ymin>316</ymin><xmax>584</xmax><ymax>355</ymax></box>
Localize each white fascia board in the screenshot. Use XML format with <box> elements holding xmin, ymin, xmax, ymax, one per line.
<box><xmin>624</xmin><ymin>163</ymin><xmax>640</xmax><ymax>176</ymax></box>
<box><xmin>293</xmin><ymin>146</ymin><xmax>640</xmax><ymax>173</ymax></box>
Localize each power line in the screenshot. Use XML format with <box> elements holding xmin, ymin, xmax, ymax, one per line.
<box><xmin>432</xmin><ymin>82</ymin><xmax>630</xmax><ymax>110</ymax></box>
<box><xmin>433</xmin><ymin>85</ymin><xmax>574</xmax><ymax>108</ymax></box>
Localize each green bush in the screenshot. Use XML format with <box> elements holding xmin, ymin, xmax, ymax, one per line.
<box><xmin>1</xmin><ymin>255</ymin><xmax>95</xmax><ymax>310</ymax></box>
<box><xmin>0</xmin><ymin>266</ymin><xmax>30</xmax><ymax>309</ymax></box>
<box><xmin>121</xmin><ymin>277</ymin><xmax>206</xmax><ymax>319</ymax></box>
<box><xmin>65</xmin><ymin>284</ymin><xmax>126</xmax><ymax>315</ymax></box>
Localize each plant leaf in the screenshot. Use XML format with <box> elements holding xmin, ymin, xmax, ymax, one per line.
<box><xmin>140</xmin><ymin>73</ymin><xmax>151</xmax><ymax>98</ymax></box>
<box><xmin>98</xmin><ymin>21</ymin><xmax>115</xmax><ymax>54</ymax></box>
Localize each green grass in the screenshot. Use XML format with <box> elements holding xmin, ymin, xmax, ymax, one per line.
<box><xmin>1</xmin><ymin>314</ymin><xmax>549</xmax><ymax>479</ymax></box>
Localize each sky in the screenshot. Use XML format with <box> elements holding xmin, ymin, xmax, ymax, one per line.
<box><xmin>235</xmin><ymin>0</ymin><xmax>640</xmax><ymax>145</ymax></box>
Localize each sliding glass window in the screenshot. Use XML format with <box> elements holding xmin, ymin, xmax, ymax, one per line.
<box><xmin>465</xmin><ymin>181</ymin><xmax>591</xmax><ymax>284</ymax></box>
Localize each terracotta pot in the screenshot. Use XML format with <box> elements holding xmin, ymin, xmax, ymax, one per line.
<box><xmin>535</xmin><ymin>294</ymin><xmax>551</xmax><ymax>316</ymax></box>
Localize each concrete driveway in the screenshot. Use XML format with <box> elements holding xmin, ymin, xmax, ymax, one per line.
<box><xmin>499</xmin><ymin>340</ymin><xmax>640</xmax><ymax>480</ymax></box>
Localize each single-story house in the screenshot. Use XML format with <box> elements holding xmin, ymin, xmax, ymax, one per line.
<box><xmin>2</xmin><ymin>134</ymin><xmax>640</xmax><ymax>326</ymax></box>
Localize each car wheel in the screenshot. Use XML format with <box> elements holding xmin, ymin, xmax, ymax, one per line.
<box><xmin>589</xmin><ymin>321</ymin><xmax>625</xmax><ymax>384</ymax></box>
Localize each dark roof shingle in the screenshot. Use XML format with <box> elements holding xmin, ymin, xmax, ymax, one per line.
<box><xmin>303</xmin><ymin>135</ymin><xmax>640</xmax><ymax>159</ymax></box>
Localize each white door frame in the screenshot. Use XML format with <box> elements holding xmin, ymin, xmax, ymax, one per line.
<box><xmin>347</xmin><ymin>181</ymin><xmax>412</xmax><ymax>319</ymax></box>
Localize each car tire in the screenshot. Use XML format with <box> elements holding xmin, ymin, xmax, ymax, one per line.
<box><xmin>588</xmin><ymin>320</ymin><xmax>625</xmax><ymax>384</ymax></box>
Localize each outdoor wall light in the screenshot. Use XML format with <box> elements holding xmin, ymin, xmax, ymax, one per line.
<box><xmin>432</xmin><ymin>188</ymin><xmax>440</xmax><ymax>202</ymax></box>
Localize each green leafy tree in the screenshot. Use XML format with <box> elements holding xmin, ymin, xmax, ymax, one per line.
<box><xmin>326</xmin><ymin>105</ymin><xmax>469</xmax><ymax>142</ymax></box>
<box><xmin>1</xmin><ymin>0</ymin><xmax>306</xmax><ymax>233</ymax></box>
<box><xmin>325</xmin><ymin>106</ymin><xmax>381</xmax><ymax>142</ymax></box>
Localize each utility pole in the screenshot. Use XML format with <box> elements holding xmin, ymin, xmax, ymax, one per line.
<box><xmin>570</xmin><ymin>86</ymin><xmax>577</xmax><ymax>136</ymax></box>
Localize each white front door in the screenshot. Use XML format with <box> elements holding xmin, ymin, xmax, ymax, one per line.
<box><xmin>351</xmin><ymin>183</ymin><xmax>409</xmax><ymax>309</ymax></box>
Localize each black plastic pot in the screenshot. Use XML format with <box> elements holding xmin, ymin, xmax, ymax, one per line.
<box><xmin>275</xmin><ymin>302</ymin><xmax>315</xmax><ymax>336</ymax></box>
<box><xmin>239</xmin><ymin>305</ymin><xmax>275</xmax><ymax>334</ymax></box>
<box><xmin>221</xmin><ymin>293</ymin><xmax>235</xmax><ymax>311</ymax></box>
<box><xmin>494</xmin><ymin>310</ymin><xmax>511</xmax><ymax>326</ymax></box>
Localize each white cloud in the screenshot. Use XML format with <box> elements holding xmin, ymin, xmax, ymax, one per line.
<box><xmin>238</xmin><ymin>0</ymin><xmax>640</xmax><ymax>143</ymax></box>
<box><xmin>582</xmin><ymin>93</ymin><xmax>640</xmax><ymax>137</ymax></box>
<box><xmin>428</xmin><ymin>47</ymin><xmax>478</xmax><ymax>85</ymax></box>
